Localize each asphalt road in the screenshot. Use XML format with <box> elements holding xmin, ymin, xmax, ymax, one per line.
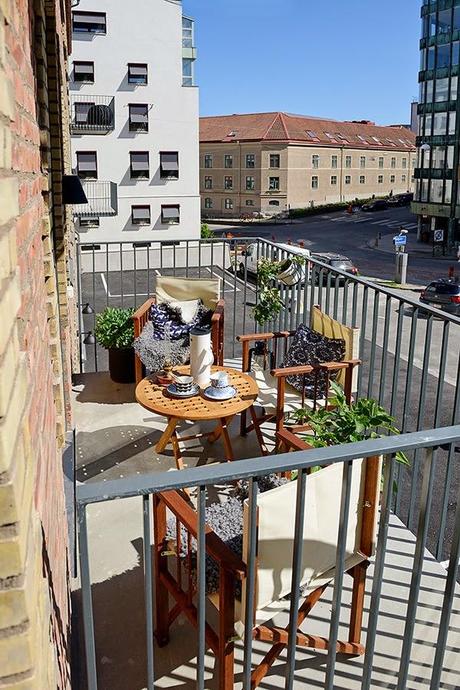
<box><xmin>210</xmin><ymin>206</ymin><xmax>451</xmax><ymax>287</ymax></box>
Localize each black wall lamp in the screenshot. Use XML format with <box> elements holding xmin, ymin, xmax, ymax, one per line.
<box><xmin>63</xmin><ymin>175</ymin><xmax>88</xmax><ymax>205</ymax></box>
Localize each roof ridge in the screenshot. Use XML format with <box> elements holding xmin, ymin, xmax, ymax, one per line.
<box><xmin>278</xmin><ymin>112</ymin><xmax>290</xmax><ymax>139</ymax></box>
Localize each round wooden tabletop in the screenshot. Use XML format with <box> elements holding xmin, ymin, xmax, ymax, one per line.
<box><xmin>135</xmin><ymin>366</ymin><xmax>258</xmax><ymax>421</ymax></box>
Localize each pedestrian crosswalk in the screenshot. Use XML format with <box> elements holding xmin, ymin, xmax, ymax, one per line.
<box><xmin>326</xmin><ymin>214</ymin><xmax>417</xmax><ymax>231</ymax></box>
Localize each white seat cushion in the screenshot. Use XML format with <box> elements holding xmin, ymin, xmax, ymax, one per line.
<box><xmin>250</xmin><ymin>365</ymin><xmax>329</xmax><ymax>415</ymax></box>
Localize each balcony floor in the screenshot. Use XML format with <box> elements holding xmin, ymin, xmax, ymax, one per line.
<box><xmin>72</xmin><ymin>367</ymin><xmax>460</xmax><ymax>690</ymax></box>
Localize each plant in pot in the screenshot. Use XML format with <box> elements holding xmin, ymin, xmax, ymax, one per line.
<box><xmin>291</xmin><ymin>381</ymin><xmax>409</xmax><ymax>476</ymax></box>
<box><xmin>94</xmin><ymin>307</ymin><xmax>136</xmax><ymax>383</ymax></box>
<box><xmin>252</xmin><ymin>255</ymin><xmax>305</xmax><ymax>327</ymax></box>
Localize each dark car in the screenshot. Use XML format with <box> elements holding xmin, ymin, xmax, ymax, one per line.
<box><xmin>387</xmin><ymin>192</ymin><xmax>414</xmax><ymax>207</ymax></box>
<box><xmin>361</xmin><ymin>199</ymin><xmax>388</xmax><ymax>212</ymax></box>
<box><xmin>420</xmin><ymin>279</ymin><xmax>460</xmax><ymax>315</ymax></box>
<box><xmin>311</xmin><ymin>253</ymin><xmax>359</xmax><ymax>283</ymax></box>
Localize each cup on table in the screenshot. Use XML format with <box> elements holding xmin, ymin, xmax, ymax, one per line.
<box><xmin>210</xmin><ymin>372</ymin><xmax>229</xmax><ymax>389</ymax></box>
<box><xmin>173</xmin><ymin>375</ymin><xmax>194</xmax><ymax>394</ymax></box>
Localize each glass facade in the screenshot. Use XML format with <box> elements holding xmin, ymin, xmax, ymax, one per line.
<box><xmin>416</xmin><ymin>0</ymin><xmax>460</xmax><ymax>224</ymax></box>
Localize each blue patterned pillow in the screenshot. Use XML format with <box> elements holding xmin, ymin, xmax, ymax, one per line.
<box><xmin>149</xmin><ymin>300</ymin><xmax>212</xmax><ymax>341</ymax></box>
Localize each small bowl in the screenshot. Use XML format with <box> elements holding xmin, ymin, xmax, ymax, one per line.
<box><xmin>156</xmin><ymin>372</ymin><xmax>172</xmax><ymax>386</ymax></box>
<box><xmin>173</xmin><ymin>375</ymin><xmax>194</xmax><ymax>393</ymax></box>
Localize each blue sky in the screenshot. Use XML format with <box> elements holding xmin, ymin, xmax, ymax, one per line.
<box><xmin>183</xmin><ymin>0</ymin><xmax>421</xmax><ymax>125</ymax></box>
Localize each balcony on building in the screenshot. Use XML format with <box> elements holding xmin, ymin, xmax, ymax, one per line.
<box><xmin>73</xmin><ymin>180</ymin><xmax>117</xmax><ymax>217</ymax></box>
<box><xmin>70</xmin><ymin>94</ymin><xmax>115</xmax><ymax>134</ymax></box>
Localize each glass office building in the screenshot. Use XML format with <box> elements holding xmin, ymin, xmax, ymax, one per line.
<box><xmin>413</xmin><ymin>0</ymin><xmax>460</xmax><ymax>249</ymax></box>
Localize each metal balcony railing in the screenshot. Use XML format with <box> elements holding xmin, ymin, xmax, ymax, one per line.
<box><xmin>73</xmin><ymin>181</ymin><xmax>117</xmax><ymax>217</ymax></box>
<box><xmin>70</xmin><ymin>95</ymin><xmax>115</xmax><ymax>133</ymax></box>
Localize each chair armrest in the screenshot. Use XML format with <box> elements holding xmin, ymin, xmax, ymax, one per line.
<box><xmin>211</xmin><ymin>298</ymin><xmax>225</xmax><ymax>321</ymax></box>
<box><xmin>237</xmin><ymin>332</ymin><xmax>275</xmax><ymax>343</ymax></box>
<box><xmin>132</xmin><ymin>298</ymin><xmax>155</xmax><ymax>337</ymax></box>
<box><xmin>271</xmin><ymin>364</ymin><xmax>315</xmax><ymax>378</ymax></box>
<box><xmin>161</xmin><ymin>490</ymin><xmax>247</xmax><ymax>580</ymax></box>
<box><xmin>276</xmin><ymin>429</ymin><xmax>315</xmax><ymax>451</ymax></box>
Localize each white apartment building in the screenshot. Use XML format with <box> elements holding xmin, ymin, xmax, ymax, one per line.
<box><xmin>70</xmin><ymin>0</ymin><xmax>200</xmax><ymax>244</ymax></box>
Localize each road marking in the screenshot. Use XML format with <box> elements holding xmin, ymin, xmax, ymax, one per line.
<box><xmin>100</xmin><ymin>272</ymin><xmax>109</xmax><ymax>296</ymax></box>
<box><xmin>405</xmin><ymin>223</ymin><xmax>417</xmax><ymax>230</ymax></box>
<box><xmin>353</xmin><ymin>218</ymin><xmax>369</xmax><ymax>224</ymax></box>
<box><xmin>371</xmin><ymin>219</ymin><xmax>391</xmax><ymax>225</ymax></box>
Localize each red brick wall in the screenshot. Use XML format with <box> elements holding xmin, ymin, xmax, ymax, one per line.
<box><xmin>0</xmin><ymin>0</ymin><xmax>74</xmax><ymax>687</ymax></box>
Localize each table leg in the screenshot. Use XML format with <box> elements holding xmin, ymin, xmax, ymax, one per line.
<box><xmin>156</xmin><ymin>418</ymin><xmax>178</xmax><ymax>453</ymax></box>
<box><xmin>250</xmin><ymin>405</ymin><xmax>268</xmax><ymax>456</ymax></box>
<box><xmin>219</xmin><ymin>416</ymin><xmax>235</xmax><ymax>462</ymax></box>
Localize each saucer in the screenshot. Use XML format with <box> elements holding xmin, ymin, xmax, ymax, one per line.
<box><xmin>166</xmin><ymin>383</ymin><xmax>200</xmax><ymax>398</ymax></box>
<box><xmin>203</xmin><ymin>385</ymin><xmax>237</xmax><ymax>401</ymax></box>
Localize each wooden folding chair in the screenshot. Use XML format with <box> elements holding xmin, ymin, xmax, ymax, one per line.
<box><xmin>153</xmin><ymin>450</ymin><xmax>381</xmax><ymax>689</ymax></box>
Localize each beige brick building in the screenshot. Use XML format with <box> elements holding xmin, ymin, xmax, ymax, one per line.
<box><xmin>199</xmin><ymin>112</ymin><xmax>416</xmax><ymax>218</ymax></box>
<box><xmin>0</xmin><ymin>0</ymin><xmax>76</xmax><ymax>688</ymax></box>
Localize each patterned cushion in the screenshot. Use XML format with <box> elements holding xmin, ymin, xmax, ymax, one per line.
<box><xmin>148</xmin><ymin>299</ymin><xmax>212</xmax><ymax>342</ymax></box>
<box><xmin>283</xmin><ymin>324</ymin><xmax>345</xmax><ymax>399</ymax></box>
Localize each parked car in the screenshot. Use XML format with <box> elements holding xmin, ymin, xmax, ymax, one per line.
<box><xmin>419</xmin><ymin>279</ymin><xmax>460</xmax><ymax>315</ymax></box>
<box><xmin>238</xmin><ymin>242</ymin><xmax>311</xmax><ymax>284</ymax></box>
<box><xmin>387</xmin><ymin>192</ymin><xmax>414</xmax><ymax>207</ymax></box>
<box><xmin>311</xmin><ymin>253</ymin><xmax>359</xmax><ymax>284</ymax></box>
<box><xmin>361</xmin><ymin>199</ymin><xmax>388</xmax><ymax>212</ymax></box>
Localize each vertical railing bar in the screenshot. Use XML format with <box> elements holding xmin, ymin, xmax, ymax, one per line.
<box><xmin>119</xmin><ymin>243</ymin><xmax>124</xmax><ymax>308</ymax></box>
<box><xmin>160</xmin><ymin>240</ymin><xmax>164</xmax><ymax>272</ymax></box>
<box><xmin>308</xmin><ymin>264</ymin><xmax>316</xmax><ymax>326</ymax></box>
<box><xmin>198</xmin><ymin>237</ymin><xmax>201</xmax><ymax>277</ymax></box>
<box><xmin>397</xmin><ymin>448</ymin><xmax>436</xmax><ymax>690</ymax></box>
<box><xmin>325</xmin><ymin>270</ymin><xmax>332</xmax><ymax>314</ymax></box>
<box><xmin>210</xmin><ymin>239</ymin><xmax>214</xmax><ymax>278</ymax></box>
<box><xmin>342</xmin><ymin>277</ymin><xmax>349</xmax><ymax>325</ymax></box>
<box><xmin>324</xmin><ymin>459</ymin><xmax>354</xmax><ymax>690</ymax></box>
<box><xmin>92</xmin><ymin>246</ymin><xmax>97</xmax><ymax>371</ymax></box>
<box><xmin>285</xmin><ymin>469</ymin><xmax>307</xmax><ymax>690</ymax></box>
<box><xmin>367</xmin><ymin>292</ymin><xmax>380</xmax><ymax>399</ymax></box>
<box><xmin>378</xmin><ymin>295</ymin><xmax>392</xmax><ymax>405</ymax></box>
<box><xmin>105</xmin><ymin>243</ymin><xmax>109</xmax><ymax>308</ymax></box>
<box><xmin>390</xmin><ymin>301</ymin><xmax>405</xmax><ymax>419</ymax></box>
<box><xmin>333</xmin><ymin>272</ymin><xmax>339</xmax><ymax>320</ymax></box>
<box><xmin>173</xmin><ymin>242</ymin><xmax>176</xmax><ymax>277</ymax></box>
<box><xmin>408</xmin><ymin>315</ymin><xmax>433</xmax><ymax>529</ymax></box>
<box><xmin>143</xmin><ymin>494</ymin><xmax>154</xmax><ymax>690</ymax></box>
<box><xmin>242</xmin><ymin>240</ymin><xmax>248</xmax><ymax>338</ymax></box>
<box><xmin>254</xmin><ymin>240</ymin><xmax>260</xmax><ymax>332</ymax></box>
<box><xmin>221</xmin><ymin>240</ymin><xmax>226</xmax><ymax>306</ymax></box>
<box><xmin>317</xmin><ymin>269</ymin><xmax>324</xmax><ymax>310</ymax></box>
<box><xmin>433</xmin><ymin>320</ymin><xmax>450</xmax><ymax>427</ymax></box>
<box><xmin>197</xmin><ymin>485</ymin><xmax>206</xmax><ymax>690</ymax></box>
<box><xmin>133</xmin><ymin>244</ymin><xmax>137</xmax><ymax>308</ymax></box>
<box><xmin>295</xmin><ymin>266</ymin><xmax>302</xmax><ymax>329</ymax></box>
<box><xmin>351</xmin><ymin>281</ymin><xmax>358</xmax><ymax>327</ymax></box>
<box><xmin>357</xmin><ymin>286</ymin><xmax>368</xmax><ymax>397</ymax></box>
<box><xmin>76</xmin><ymin>245</ymin><xmax>84</xmax><ymax>373</ymax></box>
<box><xmin>185</xmin><ymin>240</ymin><xmax>189</xmax><ymax>278</ymax></box>
<box><xmin>232</xmin><ymin>239</ymin><xmax>238</xmax><ymax>358</ymax></box>
<box><xmin>243</xmin><ymin>478</ymin><xmax>258</xmax><ymax>689</ymax></box>
<box><xmin>430</xmin><ymin>473</ymin><xmax>460</xmax><ymax>689</ymax></box>
<box><xmin>302</xmin><ymin>261</ymin><xmax>310</xmax><ymax>325</ymax></box>
<box><xmin>78</xmin><ymin>504</ymin><xmax>98</xmax><ymax>690</ymax></box>
<box><xmin>146</xmin><ymin>245</ymin><xmax>151</xmax><ymax>297</ymax></box>
<box><xmin>361</xmin><ymin>454</ymin><xmax>395</xmax><ymax>689</ymax></box>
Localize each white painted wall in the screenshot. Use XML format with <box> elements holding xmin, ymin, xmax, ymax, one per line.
<box><xmin>70</xmin><ymin>0</ymin><xmax>200</xmax><ymax>244</ymax></box>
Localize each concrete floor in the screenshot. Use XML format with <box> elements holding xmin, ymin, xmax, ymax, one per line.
<box><xmin>72</xmin><ymin>369</ymin><xmax>460</xmax><ymax>690</ymax></box>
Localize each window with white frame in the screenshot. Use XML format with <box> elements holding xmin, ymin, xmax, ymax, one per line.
<box><xmin>246</xmin><ymin>176</ymin><xmax>255</xmax><ymax>190</ymax></box>
<box><xmin>131</xmin><ymin>205</ymin><xmax>151</xmax><ymax>225</ymax></box>
<box><xmin>359</xmin><ymin>175</ymin><xmax>365</xmax><ymax>184</ymax></box>
<box><xmin>331</xmin><ymin>175</ymin><xmax>337</xmax><ymax>185</ymax></box>
<box><xmin>204</xmin><ymin>154</ymin><xmax>213</xmax><ymax>168</ymax></box>
<box><xmin>402</xmin><ymin>157</ymin><xmax>407</xmax><ymax>169</ymax></box>
<box><xmin>73</xmin><ymin>61</ymin><xmax>94</xmax><ymax>82</ymax></box>
<box><xmin>224</xmin><ymin>198</ymin><xmax>233</xmax><ymax>210</ymax></box>
<box><xmin>129</xmin><ymin>151</ymin><xmax>149</xmax><ymax>179</ymax></box>
<box><xmin>390</xmin><ymin>174</ymin><xmax>395</xmax><ymax>183</ymax></box>
<box><xmin>224</xmin><ymin>176</ymin><xmax>233</xmax><ymax>190</ymax></box>
<box><xmin>312</xmin><ymin>154</ymin><xmax>319</xmax><ymax>169</ymax></box>
<box><xmin>269</xmin><ymin>176</ymin><xmax>280</xmax><ymax>190</ymax></box>
<box><xmin>72</xmin><ymin>11</ymin><xmax>106</xmax><ymax>33</ymax></box>
<box><xmin>246</xmin><ymin>154</ymin><xmax>255</xmax><ymax>168</ymax></box>
<box><xmin>269</xmin><ymin>200</ymin><xmax>280</xmax><ymax>206</ymax></box>
<box><xmin>245</xmin><ymin>199</ymin><xmax>254</xmax><ymax>206</ymax></box>
<box><xmin>204</xmin><ymin>176</ymin><xmax>212</xmax><ymax>189</ymax></box>
<box><xmin>128</xmin><ymin>63</ymin><xmax>148</xmax><ymax>85</ymax></box>
<box><xmin>331</xmin><ymin>155</ymin><xmax>338</xmax><ymax>168</ymax></box>
<box><xmin>345</xmin><ymin>155</ymin><xmax>352</xmax><ymax>168</ymax></box>
<box><xmin>360</xmin><ymin>156</ymin><xmax>366</xmax><ymax>168</ymax></box>
<box><xmin>161</xmin><ymin>204</ymin><xmax>180</xmax><ymax>224</ymax></box>
<box><xmin>74</xmin><ymin>101</ymin><xmax>94</xmax><ymax>124</ymax></box>
<box><xmin>270</xmin><ymin>154</ymin><xmax>280</xmax><ymax>168</ymax></box>
<box><xmin>345</xmin><ymin>175</ymin><xmax>351</xmax><ymax>184</ymax></box>
<box><xmin>224</xmin><ymin>154</ymin><xmax>233</xmax><ymax>169</ymax></box>
<box><xmin>378</xmin><ymin>174</ymin><xmax>384</xmax><ymax>183</ymax></box>
<box><xmin>311</xmin><ymin>176</ymin><xmax>318</xmax><ymax>189</ymax></box>
<box><xmin>160</xmin><ymin>151</ymin><xmax>179</xmax><ymax>179</ymax></box>
<box><xmin>204</xmin><ymin>197</ymin><xmax>212</xmax><ymax>209</ymax></box>
<box><xmin>378</xmin><ymin>157</ymin><xmax>384</xmax><ymax>169</ymax></box>
<box><xmin>402</xmin><ymin>174</ymin><xmax>406</xmax><ymax>183</ymax></box>
<box><xmin>79</xmin><ymin>217</ymin><xmax>100</xmax><ymax>228</ymax></box>
<box><xmin>76</xmin><ymin>151</ymin><xmax>97</xmax><ymax>179</ymax></box>
<box><xmin>129</xmin><ymin>104</ymin><xmax>148</xmax><ymax>131</ymax></box>
<box><xmin>391</xmin><ymin>157</ymin><xmax>396</xmax><ymax>168</ymax></box>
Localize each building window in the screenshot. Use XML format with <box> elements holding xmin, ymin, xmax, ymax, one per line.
<box><xmin>73</xmin><ymin>61</ymin><xmax>94</xmax><ymax>82</ymax></box>
<box><xmin>246</xmin><ymin>176</ymin><xmax>255</xmax><ymax>191</ymax></box>
<box><xmin>246</xmin><ymin>199</ymin><xmax>255</xmax><ymax>206</ymax></box>
<box><xmin>269</xmin><ymin>176</ymin><xmax>280</xmax><ymax>190</ymax></box>
<box><xmin>224</xmin><ymin>198</ymin><xmax>233</xmax><ymax>210</ymax></box>
<box><xmin>345</xmin><ymin>175</ymin><xmax>351</xmax><ymax>185</ymax></box>
<box><xmin>270</xmin><ymin>154</ymin><xmax>280</xmax><ymax>168</ymax></box>
<box><xmin>130</xmin><ymin>151</ymin><xmax>149</xmax><ymax>179</ymax></box>
<box><xmin>160</xmin><ymin>151</ymin><xmax>179</xmax><ymax>179</ymax></box>
<box><xmin>204</xmin><ymin>176</ymin><xmax>212</xmax><ymax>190</ymax></box>
<box><xmin>378</xmin><ymin>175</ymin><xmax>384</xmax><ymax>184</ymax></box>
<box><xmin>79</xmin><ymin>217</ymin><xmax>100</xmax><ymax>228</ymax></box>
<box><xmin>360</xmin><ymin>175</ymin><xmax>365</xmax><ymax>184</ymax></box>
<box><xmin>129</xmin><ymin>104</ymin><xmax>149</xmax><ymax>131</ymax></box>
<box><xmin>312</xmin><ymin>154</ymin><xmax>319</xmax><ymax>169</ymax></box>
<box><xmin>331</xmin><ymin>155</ymin><xmax>338</xmax><ymax>169</ymax></box>
<box><xmin>132</xmin><ymin>205</ymin><xmax>151</xmax><ymax>225</ymax></box>
<box><xmin>378</xmin><ymin>157</ymin><xmax>384</xmax><ymax>169</ymax></box>
<box><xmin>224</xmin><ymin>176</ymin><xmax>233</xmax><ymax>190</ymax></box>
<box><xmin>360</xmin><ymin>156</ymin><xmax>366</xmax><ymax>168</ymax></box>
<box><xmin>269</xmin><ymin>200</ymin><xmax>280</xmax><ymax>206</ymax></box>
<box><xmin>246</xmin><ymin>154</ymin><xmax>255</xmax><ymax>168</ymax></box>
<box><xmin>402</xmin><ymin>157</ymin><xmax>407</xmax><ymax>169</ymax></box>
<box><xmin>204</xmin><ymin>154</ymin><xmax>213</xmax><ymax>168</ymax></box>
<box><xmin>331</xmin><ymin>175</ymin><xmax>337</xmax><ymax>185</ymax></box>
<box><xmin>224</xmin><ymin>154</ymin><xmax>233</xmax><ymax>169</ymax></box>
<box><xmin>204</xmin><ymin>197</ymin><xmax>212</xmax><ymax>209</ymax></box>
<box><xmin>161</xmin><ymin>205</ymin><xmax>180</xmax><ymax>224</ymax></box>
<box><xmin>390</xmin><ymin>175</ymin><xmax>395</xmax><ymax>183</ymax></box>
<box><xmin>76</xmin><ymin>151</ymin><xmax>97</xmax><ymax>179</ymax></box>
<box><xmin>402</xmin><ymin>174</ymin><xmax>406</xmax><ymax>183</ymax></box>
<box><xmin>74</xmin><ymin>102</ymin><xmax>95</xmax><ymax>124</ymax></box>
<box><xmin>128</xmin><ymin>63</ymin><xmax>148</xmax><ymax>85</ymax></box>
<box><xmin>72</xmin><ymin>11</ymin><xmax>106</xmax><ymax>34</ymax></box>
<box><xmin>391</xmin><ymin>157</ymin><xmax>396</xmax><ymax>169</ymax></box>
<box><xmin>345</xmin><ymin>155</ymin><xmax>352</xmax><ymax>168</ymax></box>
<box><xmin>182</xmin><ymin>58</ymin><xmax>194</xmax><ymax>86</ymax></box>
<box><xmin>311</xmin><ymin>176</ymin><xmax>318</xmax><ymax>189</ymax></box>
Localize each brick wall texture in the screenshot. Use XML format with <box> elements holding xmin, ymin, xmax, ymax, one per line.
<box><xmin>0</xmin><ymin>0</ymin><xmax>75</xmax><ymax>688</ymax></box>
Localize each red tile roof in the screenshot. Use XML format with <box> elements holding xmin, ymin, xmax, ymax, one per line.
<box><xmin>200</xmin><ymin>112</ymin><xmax>416</xmax><ymax>151</ymax></box>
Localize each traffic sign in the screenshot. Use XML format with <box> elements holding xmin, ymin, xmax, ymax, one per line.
<box><xmin>393</xmin><ymin>235</ymin><xmax>407</xmax><ymax>246</ymax></box>
<box><xmin>434</xmin><ymin>229</ymin><xmax>444</xmax><ymax>243</ymax></box>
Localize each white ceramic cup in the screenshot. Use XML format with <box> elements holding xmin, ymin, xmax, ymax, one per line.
<box><xmin>173</xmin><ymin>375</ymin><xmax>194</xmax><ymax>393</ymax></box>
<box><xmin>210</xmin><ymin>372</ymin><xmax>229</xmax><ymax>389</ymax></box>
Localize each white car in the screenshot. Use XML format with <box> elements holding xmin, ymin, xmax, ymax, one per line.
<box><xmin>238</xmin><ymin>242</ymin><xmax>311</xmax><ymax>284</ymax></box>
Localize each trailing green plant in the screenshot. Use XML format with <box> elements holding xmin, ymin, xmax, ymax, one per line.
<box><xmin>292</xmin><ymin>381</ymin><xmax>409</xmax><ymax>467</ymax></box>
<box><xmin>201</xmin><ymin>223</ymin><xmax>214</xmax><ymax>240</ymax></box>
<box><xmin>252</xmin><ymin>255</ymin><xmax>304</xmax><ymax>326</ymax></box>
<box><xmin>95</xmin><ymin>307</ymin><xmax>135</xmax><ymax>350</ymax></box>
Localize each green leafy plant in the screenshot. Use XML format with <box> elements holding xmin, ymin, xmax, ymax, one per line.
<box><xmin>253</xmin><ymin>255</ymin><xmax>304</xmax><ymax>326</ymax></box>
<box><xmin>95</xmin><ymin>307</ymin><xmax>135</xmax><ymax>350</ymax></box>
<box><xmin>201</xmin><ymin>223</ymin><xmax>214</xmax><ymax>240</ymax></box>
<box><xmin>292</xmin><ymin>381</ymin><xmax>409</xmax><ymax>467</ymax></box>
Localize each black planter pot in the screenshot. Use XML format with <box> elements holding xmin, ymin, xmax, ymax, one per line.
<box><xmin>108</xmin><ymin>347</ymin><xmax>135</xmax><ymax>384</ymax></box>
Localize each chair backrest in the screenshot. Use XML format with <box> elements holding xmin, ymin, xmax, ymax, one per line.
<box><xmin>155</xmin><ymin>276</ymin><xmax>221</xmax><ymax>311</ymax></box>
<box><xmin>311</xmin><ymin>306</ymin><xmax>360</xmax><ymax>389</ymax></box>
<box><xmin>242</xmin><ymin>457</ymin><xmax>381</xmax><ymax>614</ymax></box>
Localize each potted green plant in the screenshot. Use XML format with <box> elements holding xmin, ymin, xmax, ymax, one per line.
<box><xmin>94</xmin><ymin>307</ymin><xmax>135</xmax><ymax>383</ymax></box>
<box><xmin>292</xmin><ymin>381</ymin><xmax>409</xmax><ymax>469</ymax></box>
<box><xmin>253</xmin><ymin>255</ymin><xmax>304</xmax><ymax>326</ymax></box>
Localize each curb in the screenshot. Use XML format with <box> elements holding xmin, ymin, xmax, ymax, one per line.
<box><xmin>366</xmin><ymin>240</ymin><xmax>456</xmax><ymax>262</ymax></box>
<box><xmin>361</xmin><ymin>276</ymin><xmax>424</xmax><ymax>292</ymax></box>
